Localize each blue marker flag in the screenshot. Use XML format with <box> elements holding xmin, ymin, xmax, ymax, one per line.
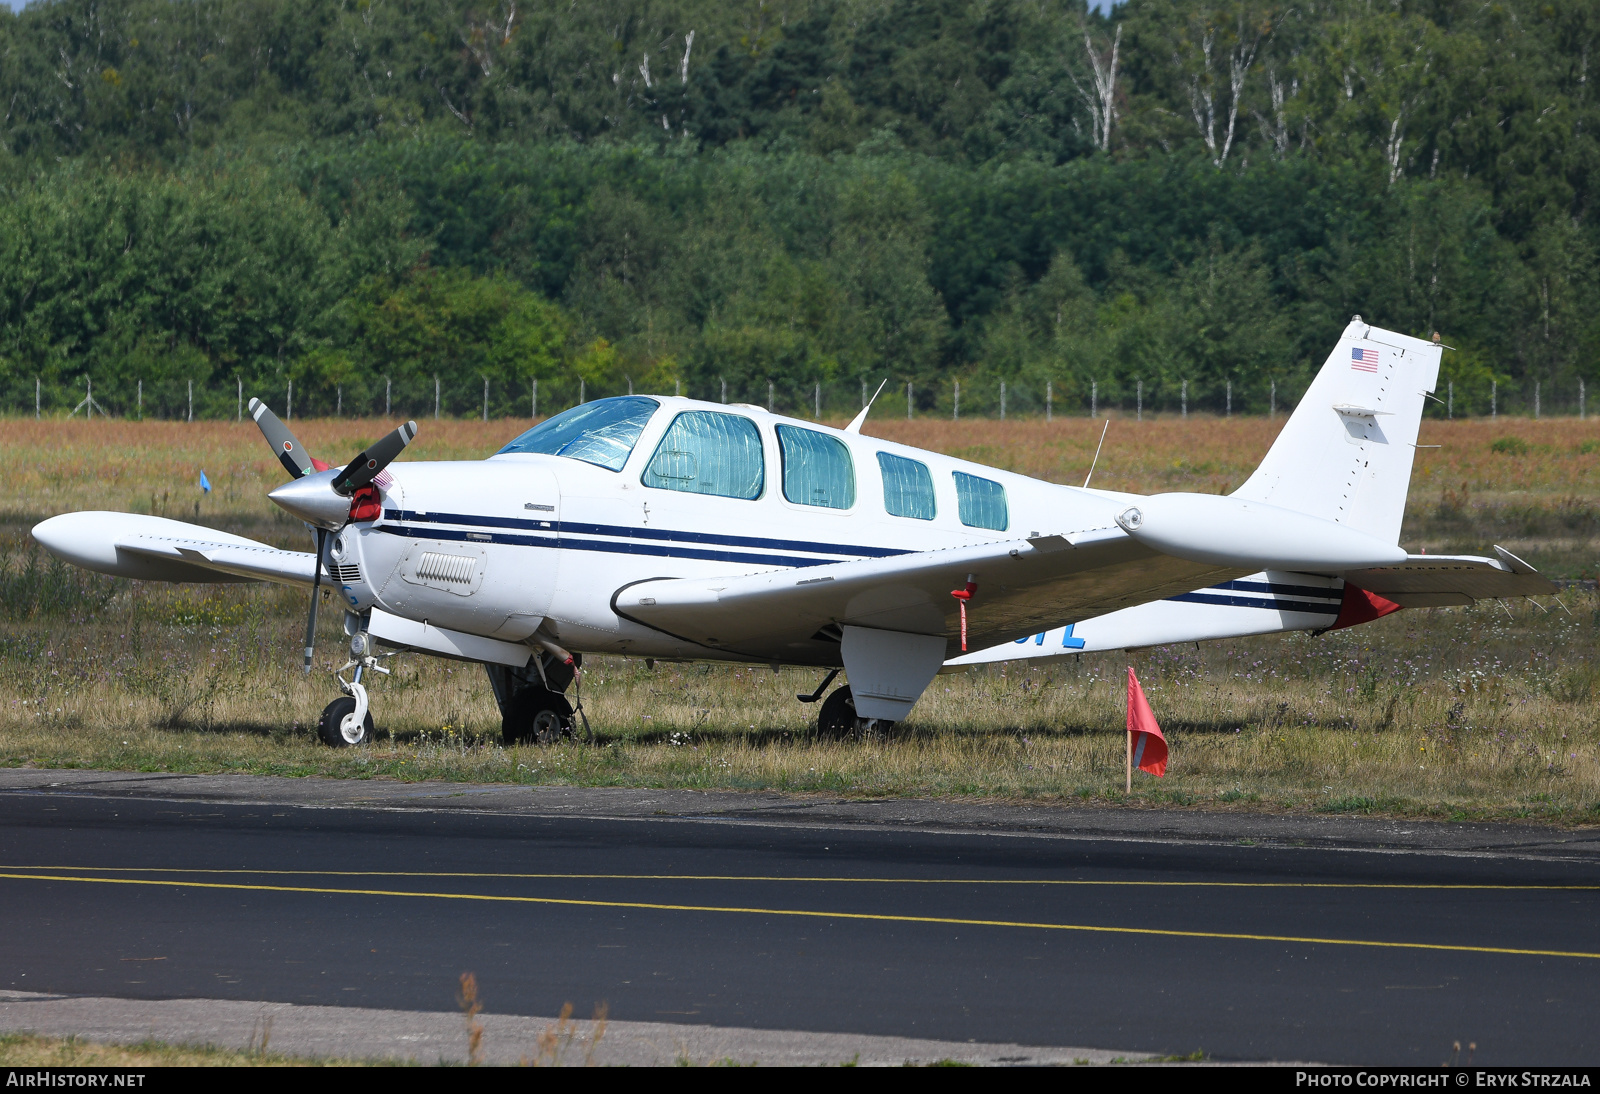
<box><xmin>200</xmin><ymin>470</ymin><xmax>212</xmax><ymax>493</ymax></box>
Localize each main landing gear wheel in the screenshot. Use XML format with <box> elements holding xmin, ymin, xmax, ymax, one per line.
<box><xmin>318</xmin><ymin>696</ymin><xmax>374</xmax><ymax>747</ymax></box>
<box><xmin>817</xmin><ymin>686</ymin><xmax>894</xmax><ymax>741</ymax></box>
<box><xmin>502</xmin><ymin>688</ymin><xmax>577</xmax><ymax>746</ymax></box>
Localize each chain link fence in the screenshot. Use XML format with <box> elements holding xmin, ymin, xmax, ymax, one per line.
<box><xmin>16</xmin><ymin>373</ymin><xmax>1598</xmax><ymax>422</ymax></box>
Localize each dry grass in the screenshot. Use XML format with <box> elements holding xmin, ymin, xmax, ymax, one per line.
<box><xmin>0</xmin><ymin>558</ymin><xmax>1595</xmax><ymax>822</ymax></box>
<box><xmin>4</xmin><ymin>413</ymin><xmax>1596</xmax><ymax>567</ymax></box>
<box><xmin>0</xmin><ymin>1031</ymin><xmax>382</xmax><ymax>1067</ymax></box>
<box><xmin>1</xmin><ymin>415</ymin><xmax>1596</xmax><ymax>824</ymax></box>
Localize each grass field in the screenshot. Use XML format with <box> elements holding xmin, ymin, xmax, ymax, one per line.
<box><xmin>1</xmin><ymin>413</ymin><xmax>1596</xmax><ymax>823</ymax></box>
<box><xmin>0</xmin><ymin>1032</ymin><xmax>375</xmax><ymax>1067</ymax></box>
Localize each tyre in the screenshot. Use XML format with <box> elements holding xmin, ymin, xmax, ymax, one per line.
<box><xmin>502</xmin><ymin>687</ymin><xmax>576</xmax><ymax>746</ymax></box>
<box><xmin>817</xmin><ymin>685</ymin><xmax>894</xmax><ymax>741</ymax></box>
<box><xmin>318</xmin><ymin>696</ymin><xmax>373</xmax><ymax>747</ymax></box>
<box><xmin>817</xmin><ymin>686</ymin><xmax>857</xmax><ymax>740</ymax></box>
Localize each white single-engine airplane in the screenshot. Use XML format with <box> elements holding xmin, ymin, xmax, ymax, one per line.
<box><xmin>34</xmin><ymin>317</ymin><xmax>1553</xmax><ymax>745</ymax></box>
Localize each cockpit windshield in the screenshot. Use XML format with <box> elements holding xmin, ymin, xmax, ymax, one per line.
<box><xmin>495</xmin><ymin>396</ymin><xmax>660</xmax><ymax>472</ymax></box>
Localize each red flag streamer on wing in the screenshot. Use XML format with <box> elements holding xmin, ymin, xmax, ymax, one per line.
<box><xmin>1126</xmin><ymin>667</ymin><xmax>1168</xmax><ymax>788</ymax></box>
<box><xmin>950</xmin><ymin>574</ymin><xmax>977</xmax><ymax>651</ymax></box>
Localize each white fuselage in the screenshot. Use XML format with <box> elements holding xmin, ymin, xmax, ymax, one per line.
<box><xmin>334</xmin><ymin>397</ymin><xmax>1133</xmax><ymax>665</ymax></box>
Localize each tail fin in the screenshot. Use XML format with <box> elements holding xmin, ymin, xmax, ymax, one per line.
<box><xmin>1232</xmin><ymin>316</ymin><xmax>1441</xmax><ymax>545</ymax></box>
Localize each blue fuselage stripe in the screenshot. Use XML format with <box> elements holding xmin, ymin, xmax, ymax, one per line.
<box><xmin>378</xmin><ymin>524</ymin><xmax>837</xmax><ymax>569</ymax></box>
<box><xmin>374</xmin><ymin>512</ymin><xmax>1347</xmax><ymax>609</ymax></box>
<box><xmin>1212</xmin><ymin>578</ymin><xmax>1343</xmax><ymax>600</ymax></box>
<box><xmin>1167</xmin><ymin>591</ymin><xmax>1341</xmax><ymax>615</ymax></box>
<box><xmin>382</xmin><ymin>509</ymin><xmax>907</xmax><ymax>560</ymax></box>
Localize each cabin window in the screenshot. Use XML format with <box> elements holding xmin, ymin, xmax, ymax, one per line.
<box><xmin>642</xmin><ymin>411</ymin><xmax>765</xmax><ymax>500</ymax></box>
<box><xmin>778</xmin><ymin>425</ymin><xmax>856</xmax><ymax>510</ymax></box>
<box><xmin>953</xmin><ymin>471</ymin><xmax>1008</xmax><ymax>531</ymax></box>
<box><xmin>495</xmin><ymin>396</ymin><xmax>659</xmax><ymax>472</ymax></box>
<box><xmin>877</xmin><ymin>452</ymin><xmax>935</xmax><ymax>520</ymax></box>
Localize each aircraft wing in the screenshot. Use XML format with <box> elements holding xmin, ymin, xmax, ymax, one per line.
<box><xmin>1345</xmin><ymin>547</ymin><xmax>1557</xmax><ymax>607</ymax></box>
<box><xmin>952</xmin><ymin>548</ymin><xmax>1559</xmax><ymax>669</ymax></box>
<box><xmin>115</xmin><ymin>534</ymin><xmax>319</xmax><ymax>587</ymax></box>
<box><xmin>33</xmin><ymin>511</ymin><xmax>318</xmax><ymax>587</ymax></box>
<box><xmin>612</xmin><ymin>526</ymin><xmax>1246</xmax><ymax>659</ymax></box>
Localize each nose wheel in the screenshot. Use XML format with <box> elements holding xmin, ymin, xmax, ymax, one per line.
<box><xmin>317</xmin><ymin>618</ymin><xmax>390</xmax><ymax>747</ymax></box>
<box><xmin>319</xmin><ymin>694</ymin><xmax>374</xmax><ymax>746</ymax></box>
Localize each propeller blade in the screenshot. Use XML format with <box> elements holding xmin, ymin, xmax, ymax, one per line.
<box><xmin>304</xmin><ymin>527</ymin><xmax>326</xmax><ymax>673</ymax></box>
<box><xmin>248</xmin><ymin>398</ymin><xmax>314</xmax><ymax>480</ymax></box>
<box><xmin>331</xmin><ymin>421</ymin><xmax>418</xmax><ymax>497</ymax></box>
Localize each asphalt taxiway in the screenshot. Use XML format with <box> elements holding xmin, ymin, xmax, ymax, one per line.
<box><xmin>0</xmin><ymin>770</ymin><xmax>1596</xmax><ymax>1064</ymax></box>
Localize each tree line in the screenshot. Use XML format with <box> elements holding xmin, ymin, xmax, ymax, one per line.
<box><xmin>0</xmin><ymin>0</ymin><xmax>1595</xmax><ymax>419</ymax></box>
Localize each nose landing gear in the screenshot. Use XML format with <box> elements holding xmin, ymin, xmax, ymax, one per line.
<box><xmin>318</xmin><ymin>615</ymin><xmax>391</xmax><ymax>747</ymax></box>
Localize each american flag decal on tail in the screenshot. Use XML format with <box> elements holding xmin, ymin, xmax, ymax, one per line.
<box><xmin>1351</xmin><ymin>347</ymin><xmax>1380</xmax><ymax>372</ymax></box>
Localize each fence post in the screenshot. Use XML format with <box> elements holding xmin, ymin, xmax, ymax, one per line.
<box><xmin>386</xmin><ymin>376</ymin><xmax>392</xmax><ymax>418</ymax></box>
<box><xmin>1136</xmin><ymin>379</ymin><xmax>1142</xmax><ymax>422</ymax></box>
<box><xmin>675</xmin><ymin>380</ymin><xmax>681</xmax><ymax>397</ymax></box>
<box><xmin>36</xmin><ymin>377</ymin><xmax>41</xmax><ymax>420</ymax></box>
<box><xmin>1535</xmin><ymin>381</ymin><xmax>1541</xmax><ymax>419</ymax></box>
<box><xmin>1181</xmin><ymin>379</ymin><xmax>1187</xmax><ymax>419</ymax></box>
<box><xmin>862</xmin><ymin>379</ymin><xmax>868</xmax><ymax>409</ymax></box>
<box><xmin>953</xmin><ymin>380</ymin><xmax>959</xmax><ymax>421</ymax></box>
<box><xmin>287</xmin><ymin>379</ymin><xmax>292</xmax><ymax>421</ymax></box>
<box><xmin>1582</xmin><ymin>379</ymin><xmax>1587</xmax><ymax>421</ymax></box>
<box><xmin>1000</xmin><ymin>381</ymin><xmax>1006</xmax><ymax>421</ymax></box>
<box><xmin>1090</xmin><ymin>379</ymin><xmax>1097</xmax><ymax>418</ymax></box>
<box><xmin>1226</xmin><ymin>380</ymin><xmax>1231</xmax><ymax>418</ymax></box>
<box><xmin>1270</xmin><ymin>380</ymin><xmax>1276</xmax><ymax>420</ymax></box>
<box><xmin>187</xmin><ymin>380</ymin><xmax>192</xmax><ymax>422</ymax></box>
<box><xmin>483</xmin><ymin>378</ymin><xmax>489</xmax><ymax>421</ymax></box>
<box><xmin>1491</xmin><ymin>380</ymin><xmax>1497</xmax><ymax>419</ymax></box>
<box><xmin>768</xmin><ymin>380</ymin><xmax>774</xmax><ymax>411</ymax></box>
<box><xmin>434</xmin><ymin>375</ymin><xmax>440</xmax><ymax>420</ymax></box>
<box><xmin>237</xmin><ymin>377</ymin><xmax>242</xmax><ymax>422</ymax></box>
<box><xmin>581</xmin><ymin>378</ymin><xmax>587</xmax><ymax>405</ymax></box>
<box><xmin>532</xmin><ymin>379</ymin><xmax>538</xmax><ymax>418</ymax></box>
<box><xmin>1046</xmin><ymin>380</ymin><xmax>1053</xmax><ymax>422</ymax></box>
<box><xmin>1448</xmin><ymin>380</ymin><xmax>1453</xmax><ymax>419</ymax></box>
<box><xmin>815</xmin><ymin>381</ymin><xmax>821</xmax><ymax>419</ymax></box>
<box><xmin>337</xmin><ymin>384</ymin><xmax>342</xmax><ymax>418</ymax></box>
<box><xmin>907</xmin><ymin>381</ymin><xmax>913</xmax><ymax>420</ymax></box>
<box><xmin>720</xmin><ymin>378</ymin><xmax>726</xmax><ymax>404</ymax></box>
<box><xmin>136</xmin><ymin>379</ymin><xmax>140</xmax><ymax>420</ymax></box>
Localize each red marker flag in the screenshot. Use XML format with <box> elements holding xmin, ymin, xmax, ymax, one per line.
<box><xmin>1126</xmin><ymin>667</ymin><xmax>1168</xmax><ymax>785</ymax></box>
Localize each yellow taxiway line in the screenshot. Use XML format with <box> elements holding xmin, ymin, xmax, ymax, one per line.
<box><xmin>1</xmin><ymin>865</ymin><xmax>1594</xmax><ymax>890</ymax></box>
<box><xmin>1</xmin><ymin>870</ymin><xmax>1596</xmax><ymax>961</ymax></box>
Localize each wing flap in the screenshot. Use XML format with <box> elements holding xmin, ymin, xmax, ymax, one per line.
<box><xmin>613</xmin><ymin>526</ymin><xmax>1241</xmax><ymax>657</ymax></box>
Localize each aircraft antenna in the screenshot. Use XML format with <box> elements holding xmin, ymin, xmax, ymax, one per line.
<box><xmin>845</xmin><ymin>378</ymin><xmax>890</xmax><ymax>434</ymax></box>
<box><xmin>1082</xmin><ymin>419</ymin><xmax>1110</xmax><ymax>489</ymax></box>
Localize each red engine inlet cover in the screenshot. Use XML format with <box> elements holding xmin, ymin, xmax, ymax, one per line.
<box><xmin>348</xmin><ymin>484</ymin><xmax>382</xmax><ymax>522</ymax></box>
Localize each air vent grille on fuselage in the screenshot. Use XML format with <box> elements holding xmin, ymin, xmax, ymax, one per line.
<box><xmin>329</xmin><ymin>563</ymin><xmax>362</xmax><ymax>584</ymax></box>
<box><xmin>416</xmin><ymin>552</ymin><xmax>477</xmax><ymax>586</ymax></box>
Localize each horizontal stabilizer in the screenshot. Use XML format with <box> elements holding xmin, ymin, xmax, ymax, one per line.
<box><xmin>1345</xmin><ymin>551</ymin><xmax>1557</xmax><ymax>607</ymax></box>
